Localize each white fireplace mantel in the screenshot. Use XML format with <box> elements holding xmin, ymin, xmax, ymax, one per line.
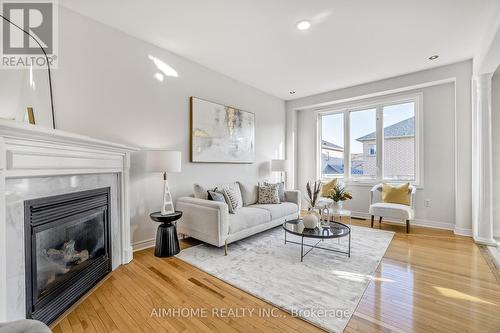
<box><xmin>0</xmin><ymin>120</ymin><xmax>138</xmax><ymax>322</ymax></box>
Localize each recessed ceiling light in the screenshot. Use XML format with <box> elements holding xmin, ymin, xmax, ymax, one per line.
<box><xmin>296</xmin><ymin>20</ymin><xmax>311</xmax><ymax>31</ymax></box>
<box><xmin>289</xmin><ymin>91</ymin><xmax>296</xmax><ymax>95</ymax></box>
<box><xmin>428</xmin><ymin>55</ymin><xmax>439</xmax><ymax>60</ymax></box>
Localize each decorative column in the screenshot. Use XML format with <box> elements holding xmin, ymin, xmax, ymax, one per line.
<box><xmin>472</xmin><ymin>73</ymin><xmax>497</xmax><ymax>245</ymax></box>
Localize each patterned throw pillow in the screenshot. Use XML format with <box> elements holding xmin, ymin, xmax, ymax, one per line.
<box><xmin>264</xmin><ymin>182</ymin><xmax>285</xmax><ymax>202</ymax></box>
<box><xmin>258</xmin><ymin>185</ymin><xmax>280</xmax><ymax>204</ymax></box>
<box><xmin>207</xmin><ymin>190</ymin><xmax>226</xmax><ymax>203</ymax></box>
<box><xmin>222</xmin><ymin>187</ymin><xmax>242</xmax><ymax>213</ymax></box>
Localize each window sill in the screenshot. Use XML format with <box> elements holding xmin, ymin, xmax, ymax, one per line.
<box><xmin>345</xmin><ymin>179</ymin><xmax>423</xmax><ymax>189</ymax></box>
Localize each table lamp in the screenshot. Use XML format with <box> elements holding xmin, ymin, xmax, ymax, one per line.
<box><xmin>271</xmin><ymin>159</ymin><xmax>289</xmax><ymax>183</ymax></box>
<box><xmin>145</xmin><ymin>150</ymin><xmax>182</xmax><ymax>215</ymax></box>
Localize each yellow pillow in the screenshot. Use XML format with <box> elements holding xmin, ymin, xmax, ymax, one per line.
<box><xmin>382</xmin><ymin>183</ymin><xmax>410</xmax><ymax>205</ymax></box>
<box><xmin>322</xmin><ymin>179</ymin><xmax>337</xmax><ymax>197</ymax></box>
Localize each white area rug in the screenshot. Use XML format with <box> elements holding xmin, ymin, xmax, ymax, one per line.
<box><xmin>177</xmin><ymin>225</ymin><xmax>394</xmax><ymax>332</ymax></box>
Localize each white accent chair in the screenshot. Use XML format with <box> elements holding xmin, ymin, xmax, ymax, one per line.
<box><xmin>369</xmin><ymin>183</ymin><xmax>416</xmax><ymax>233</ymax></box>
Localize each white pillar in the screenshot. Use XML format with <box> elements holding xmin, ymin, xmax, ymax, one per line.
<box><xmin>472</xmin><ymin>73</ymin><xmax>497</xmax><ymax>245</ymax></box>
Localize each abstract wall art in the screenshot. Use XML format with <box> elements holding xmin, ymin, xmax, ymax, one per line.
<box><xmin>190</xmin><ymin>97</ymin><xmax>255</xmax><ymax>163</ymax></box>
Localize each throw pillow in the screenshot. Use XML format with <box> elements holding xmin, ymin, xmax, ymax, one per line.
<box><xmin>264</xmin><ymin>182</ymin><xmax>285</xmax><ymax>202</ymax></box>
<box><xmin>222</xmin><ymin>187</ymin><xmax>242</xmax><ymax>212</ymax></box>
<box><xmin>258</xmin><ymin>185</ymin><xmax>280</xmax><ymax>204</ymax></box>
<box><xmin>322</xmin><ymin>179</ymin><xmax>337</xmax><ymax>197</ymax></box>
<box><xmin>237</xmin><ymin>181</ymin><xmax>259</xmax><ymax>206</ymax></box>
<box><xmin>193</xmin><ymin>184</ymin><xmax>209</xmax><ymax>200</ymax></box>
<box><xmin>207</xmin><ymin>190</ymin><xmax>226</xmax><ymax>203</ymax></box>
<box><xmin>218</xmin><ymin>183</ymin><xmax>243</xmax><ymax>209</ymax></box>
<box><xmin>382</xmin><ymin>183</ymin><xmax>410</xmax><ymax>205</ymax></box>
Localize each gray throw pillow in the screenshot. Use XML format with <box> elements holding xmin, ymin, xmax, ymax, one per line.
<box><xmin>237</xmin><ymin>181</ymin><xmax>259</xmax><ymax>206</ymax></box>
<box><xmin>193</xmin><ymin>184</ymin><xmax>208</xmax><ymax>200</ymax></box>
<box><xmin>264</xmin><ymin>182</ymin><xmax>285</xmax><ymax>202</ymax></box>
<box><xmin>258</xmin><ymin>185</ymin><xmax>280</xmax><ymax>204</ymax></box>
<box><xmin>207</xmin><ymin>190</ymin><xmax>226</xmax><ymax>203</ymax></box>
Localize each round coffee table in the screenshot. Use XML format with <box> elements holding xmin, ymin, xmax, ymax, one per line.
<box><xmin>150</xmin><ymin>211</ymin><xmax>182</xmax><ymax>257</ymax></box>
<box><xmin>283</xmin><ymin>219</ymin><xmax>351</xmax><ymax>262</ymax></box>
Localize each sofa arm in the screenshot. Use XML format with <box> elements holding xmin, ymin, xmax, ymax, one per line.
<box><xmin>176</xmin><ymin>197</ymin><xmax>229</xmax><ymax>247</ymax></box>
<box><xmin>285</xmin><ymin>190</ymin><xmax>301</xmax><ymax>211</ymax></box>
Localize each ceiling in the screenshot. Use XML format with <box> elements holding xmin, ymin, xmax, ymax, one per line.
<box><xmin>60</xmin><ymin>0</ymin><xmax>499</xmax><ymax>100</ymax></box>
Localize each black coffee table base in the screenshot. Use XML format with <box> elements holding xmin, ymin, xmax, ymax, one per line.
<box><xmin>284</xmin><ymin>235</ymin><xmax>350</xmax><ymax>262</ymax></box>
<box><xmin>155</xmin><ymin>223</ymin><xmax>180</xmax><ymax>257</ymax></box>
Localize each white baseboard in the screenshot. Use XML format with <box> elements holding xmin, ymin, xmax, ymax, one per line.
<box><xmin>473</xmin><ymin>236</ymin><xmax>498</xmax><ymax>246</ymax></box>
<box><xmin>132</xmin><ymin>238</ymin><xmax>155</xmax><ymax>252</ymax></box>
<box><xmin>351</xmin><ymin>211</ymin><xmax>456</xmax><ymax>231</ymax></box>
<box><xmin>454</xmin><ymin>227</ymin><xmax>472</xmax><ymax>237</ymax></box>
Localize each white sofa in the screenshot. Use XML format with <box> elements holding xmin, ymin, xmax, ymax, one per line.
<box><xmin>176</xmin><ymin>181</ymin><xmax>300</xmax><ymax>253</ymax></box>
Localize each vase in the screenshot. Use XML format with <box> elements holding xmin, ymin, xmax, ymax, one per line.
<box><xmin>303</xmin><ymin>210</ymin><xmax>320</xmax><ymax>229</ymax></box>
<box><xmin>332</xmin><ymin>200</ymin><xmax>343</xmax><ymax>211</ymax></box>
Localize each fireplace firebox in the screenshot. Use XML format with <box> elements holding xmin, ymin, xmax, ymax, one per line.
<box><xmin>24</xmin><ymin>188</ymin><xmax>111</xmax><ymax>325</ymax></box>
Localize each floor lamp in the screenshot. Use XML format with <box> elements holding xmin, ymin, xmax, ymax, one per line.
<box><xmin>146</xmin><ymin>150</ymin><xmax>182</xmax><ymax>215</ymax></box>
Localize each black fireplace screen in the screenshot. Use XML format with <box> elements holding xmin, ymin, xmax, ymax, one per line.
<box><xmin>35</xmin><ymin>210</ymin><xmax>106</xmax><ymax>299</ymax></box>
<box><xmin>25</xmin><ymin>188</ymin><xmax>111</xmax><ymax>325</ymax></box>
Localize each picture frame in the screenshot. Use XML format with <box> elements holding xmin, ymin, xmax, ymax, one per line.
<box><xmin>190</xmin><ymin>97</ymin><xmax>255</xmax><ymax>163</ymax></box>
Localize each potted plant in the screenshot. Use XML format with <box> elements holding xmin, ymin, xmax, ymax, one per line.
<box><xmin>303</xmin><ymin>180</ymin><xmax>322</xmax><ymax>228</ymax></box>
<box><xmin>328</xmin><ymin>182</ymin><xmax>352</xmax><ymax>211</ymax></box>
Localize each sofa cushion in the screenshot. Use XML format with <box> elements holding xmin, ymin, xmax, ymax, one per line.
<box><xmin>250</xmin><ymin>202</ymin><xmax>299</xmax><ymax>220</ymax></box>
<box><xmin>229</xmin><ymin>207</ymin><xmax>271</xmax><ymax>234</ymax></box>
<box><xmin>369</xmin><ymin>202</ymin><xmax>414</xmax><ymax>220</ymax></box>
<box><xmin>237</xmin><ymin>181</ymin><xmax>258</xmax><ymax>206</ymax></box>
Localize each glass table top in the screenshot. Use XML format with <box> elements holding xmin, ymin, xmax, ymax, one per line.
<box><xmin>283</xmin><ymin>219</ymin><xmax>350</xmax><ymax>239</ymax></box>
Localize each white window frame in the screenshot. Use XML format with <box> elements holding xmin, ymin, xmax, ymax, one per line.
<box><xmin>317</xmin><ymin>92</ymin><xmax>423</xmax><ymax>187</ymax></box>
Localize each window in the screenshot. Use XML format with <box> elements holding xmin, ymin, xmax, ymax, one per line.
<box><xmin>350</xmin><ymin>108</ymin><xmax>376</xmax><ymax>179</ymax></box>
<box><xmin>320</xmin><ymin>112</ymin><xmax>344</xmax><ymax>179</ymax></box>
<box><xmin>368</xmin><ymin>144</ymin><xmax>376</xmax><ymax>156</ymax></box>
<box><xmin>383</xmin><ymin>102</ymin><xmax>415</xmax><ymax>181</ymax></box>
<box><xmin>318</xmin><ymin>94</ymin><xmax>421</xmax><ymax>184</ymax></box>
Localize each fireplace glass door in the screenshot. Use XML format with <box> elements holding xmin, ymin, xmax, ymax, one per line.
<box><xmin>34</xmin><ymin>209</ymin><xmax>106</xmax><ymax>301</ymax></box>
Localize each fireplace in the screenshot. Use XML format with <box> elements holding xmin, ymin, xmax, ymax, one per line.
<box><xmin>24</xmin><ymin>188</ymin><xmax>111</xmax><ymax>325</ymax></box>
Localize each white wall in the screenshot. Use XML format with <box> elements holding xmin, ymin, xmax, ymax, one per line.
<box><xmin>51</xmin><ymin>8</ymin><xmax>286</xmax><ymax>246</ymax></box>
<box><xmin>492</xmin><ymin>72</ymin><xmax>500</xmax><ymax>238</ymax></box>
<box><xmin>287</xmin><ymin>61</ymin><xmax>473</xmax><ymax>232</ymax></box>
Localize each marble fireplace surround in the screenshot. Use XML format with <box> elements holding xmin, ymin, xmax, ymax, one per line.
<box><xmin>0</xmin><ymin>120</ymin><xmax>137</xmax><ymax>322</ymax></box>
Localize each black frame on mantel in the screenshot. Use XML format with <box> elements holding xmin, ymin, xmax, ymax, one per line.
<box><xmin>24</xmin><ymin>187</ymin><xmax>112</xmax><ymax>325</ymax></box>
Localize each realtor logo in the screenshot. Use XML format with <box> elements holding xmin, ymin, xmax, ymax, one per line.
<box><xmin>1</xmin><ymin>0</ymin><xmax>58</xmax><ymax>68</ymax></box>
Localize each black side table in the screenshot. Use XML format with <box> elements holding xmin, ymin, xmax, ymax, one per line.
<box><xmin>150</xmin><ymin>211</ymin><xmax>182</xmax><ymax>257</ymax></box>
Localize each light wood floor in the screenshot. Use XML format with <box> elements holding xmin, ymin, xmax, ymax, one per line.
<box><xmin>52</xmin><ymin>220</ymin><xmax>500</xmax><ymax>333</ymax></box>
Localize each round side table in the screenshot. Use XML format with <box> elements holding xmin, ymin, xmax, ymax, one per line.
<box><xmin>150</xmin><ymin>211</ymin><xmax>182</xmax><ymax>257</ymax></box>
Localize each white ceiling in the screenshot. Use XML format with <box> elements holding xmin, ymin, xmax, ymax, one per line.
<box><xmin>60</xmin><ymin>0</ymin><xmax>500</xmax><ymax>100</ymax></box>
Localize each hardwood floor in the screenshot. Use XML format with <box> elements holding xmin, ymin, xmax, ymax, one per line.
<box><xmin>52</xmin><ymin>221</ymin><xmax>500</xmax><ymax>333</ymax></box>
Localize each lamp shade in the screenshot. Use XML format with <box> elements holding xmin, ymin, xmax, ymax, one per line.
<box><xmin>271</xmin><ymin>159</ymin><xmax>289</xmax><ymax>172</ymax></box>
<box><xmin>145</xmin><ymin>150</ymin><xmax>181</xmax><ymax>173</ymax></box>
